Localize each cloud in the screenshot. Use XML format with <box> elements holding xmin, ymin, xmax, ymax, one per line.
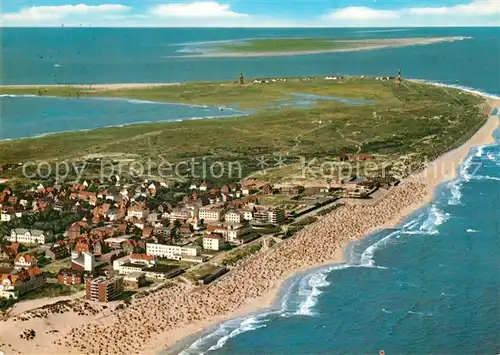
<box><xmin>150</xmin><ymin>2</ymin><xmax>247</xmax><ymax>18</ymax></box>
<box><xmin>2</xmin><ymin>4</ymin><xmax>130</xmax><ymax>24</ymax></box>
<box><xmin>325</xmin><ymin>6</ymin><xmax>399</xmax><ymax>21</ymax></box>
<box><xmin>408</xmin><ymin>0</ymin><xmax>500</xmax><ymax>16</ymax></box>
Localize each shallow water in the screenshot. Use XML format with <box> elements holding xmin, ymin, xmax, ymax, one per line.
<box><xmin>179</xmin><ymin>126</ymin><xmax>500</xmax><ymax>355</ymax></box>
<box><xmin>0</xmin><ymin>95</ymin><xmax>245</xmax><ymax>140</ymax></box>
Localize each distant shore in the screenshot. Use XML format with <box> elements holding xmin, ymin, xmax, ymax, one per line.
<box><xmin>174</xmin><ymin>36</ymin><xmax>471</xmax><ymax>58</ymax></box>
<box><xmin>0</xmin><ymin>83</ymin><xmax>180</xmax><ymax>91</ymax></box>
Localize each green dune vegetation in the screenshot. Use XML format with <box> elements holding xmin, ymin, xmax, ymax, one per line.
<box><xmin>216</xmin><ymin>38</ymin><xmax>362</xmax><ymax>53</ymax></box>
<box><xmin>0</xmin><ymin>77</ymin><xmax>487</xmax><ymax>184</ymax></box>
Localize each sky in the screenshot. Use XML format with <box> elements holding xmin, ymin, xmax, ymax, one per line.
<box><xmin>1</xmin><ymin>0</ymin><xmax>499</xmax><ymax>27</ymax></box>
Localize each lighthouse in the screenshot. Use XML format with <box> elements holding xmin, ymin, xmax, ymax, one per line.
<box><xmin>396</xmin><ymin>69</ymin><xmax>402</xmax><ymax>86</ymax></box>
<box><xmin>239</xmin><ymin>72</ymin><xmax>244</xmax><ymax>85</ymax></box>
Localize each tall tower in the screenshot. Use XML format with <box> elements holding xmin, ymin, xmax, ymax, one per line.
<box><xmin>396</xmin><ymin>69</ymin><xmax>402</xmax><ymax>86</ymax></box>
<box><xmin>239</xmin><ymin>72</ymin><xmax>244</xmax><ymax>85</ymax></box>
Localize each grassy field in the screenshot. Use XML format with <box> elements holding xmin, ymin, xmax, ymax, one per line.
<box><xmin>0</xmin><ymin>77</ymin><xmax>487</xmax><ymax>184</ymax></box>
<box><xmin>216</xmin><ymin>38</ymin><xmax>363</xmax><ymax>53</ymax></box>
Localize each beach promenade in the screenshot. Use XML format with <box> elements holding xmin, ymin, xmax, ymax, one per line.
<box><xmin>0</xmin><ymin>99</ymin><xmax>497</xmax><ymax>355</ymax></box>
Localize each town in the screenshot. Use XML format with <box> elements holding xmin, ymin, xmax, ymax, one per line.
<box><xmin>0</xmin><ymin>153</ymin><xmax>397</xmax><ymax>312</ymax></box>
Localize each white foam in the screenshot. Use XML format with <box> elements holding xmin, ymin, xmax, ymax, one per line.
<box><xmin>296</xmin><ymin>271</ymin><xmax>330</xmax><ymax>316</ymax></box>
<box><xmin>360</xmin><ymin>230</ymin><xmax>399</xmax><ymax>267</ymax></box>
<box><xmin>407</xmin><ymin>310</ymin><xmax>435</xmax><ymax>316</ymax></box>
<box><xmin>471</xmin><ymin>175</ymin><xmax>500</xmax><ymax>182</ymax></box>
<box><xmin>414</xmin><ymin>80</ymin><xmax>500</xmax><ymax>101</ymax></box>
<box><xmin>419</xmin><ymin>204</ymin><xmax>449</xmax><ymax>235</ymax></box>
<box><xmin>447</xmin><ymin>179</ymin><xmax>463</xmax><ymax>205</ymax></box>
<box><xmin>381</xmin><ymin>308</ymin><xmax>393</xmax><ymax>314</ymax></box>
<box><xmin>486</xmin><ymin>151</ymin><xmax>498</xmax><ymax>162</ymax></box>
<box><xmin>466</xmin><ymin>229</ymin><xmax>479</xmax><ymax>233</ymax></box>
<box><xmin>204</xmin><ymin>317</ymin><xmax>267</xmax><ymax>353</ymax></box>
<box><xmin>475</xmin><ymin>146</ymin><xmax>484</xmax><ymax>157</ymax></box>
<box><xmin>180</xmin><ymin>314</ymin><xmax>272</xmax><ymax>355</ymax></box>
<box><xmin>0</xmin><ymin>94</ymin><xmax>38</xmax><ymax>98</ymax></box>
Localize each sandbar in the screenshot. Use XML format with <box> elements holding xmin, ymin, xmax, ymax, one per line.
<box><xmin>174</xmin><ymin>36</ymin><xmax>471</xmax><ymax>58</ymax></box>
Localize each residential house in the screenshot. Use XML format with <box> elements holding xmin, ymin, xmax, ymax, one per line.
<box><xmin>203</xmin><ymin>234</ymin><xmax>224</xmax><ymax>251</ymax></box>
<box><xmin>45</xmin><ymin>245</ymin><xmax>70</xmax><ymax>260</ymax></box>
<box><xmin>227</xmin><ymin>224</ymin><xmax>253</xmax><ymax>244</ymax></box>
<box><xmin>225</xmin><ymin>210</ymin><xmax>243</xmax><ymax>223</ymax></box>
<box><xmin>127</xmin><ymin>203</ymin><xmax>149</xmax><ymax>219</ymax></box>
<box><xmin>58</xmin><ymin>268</ymin><xmax>83</xmax><ymax>286</ymax></box>
<box><xmin>8</xmin><ymin>228</ymin><xmax>53</xmax><ymax>244</ymax></box>
<box><xmin>14</xmin><ymin>254</ymin><xmax>38</xmax><ymax>269</ymax></box>
<box><xmin>0</xmin><ymin>267</ymin><xmax>46</xmax><ymax>299</ymax></box>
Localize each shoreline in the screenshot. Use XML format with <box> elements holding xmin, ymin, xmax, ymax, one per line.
<box><xmin>174</xmin><ymin>36</ymin><xmax>470</xmax><ymax>58</ymax></box>
<box><xmin>0</xmin><ymin>91</ymin><xmax>498</xmax><ymax>355</ymax></box>
<box><xmin>159</xmin><ymin>99</ymin><xmax>499</xmax><ymax>355</ymax></box>
<box><xmin>0</xmin><ymin>83</ymin><xmax>180</xmax><ymax>90</ymax></box>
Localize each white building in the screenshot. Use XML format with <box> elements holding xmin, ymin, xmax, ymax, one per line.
<box><xmin>127</xmin><ymin>204</ymin><xmax>149</xmax><ymax>219</ymax></box>
<box><xmin>14</xmin><ymin>254</ymin><xmax>38</xmax><ymax>269</ymax></box>
<box><xmin>199</xmin><ymin>207</ymin><xmax>223</xmax><ymax>222</ymax></box>
<box><xmin>242</xmin><ymin>209</ymin><xmax>253</xmax><ymax>221</ymax></box>
<box><xmin>71</xmin><ymin>251</ymin><xmax>95</xmax><ymax>272</ymax></box>
<box><xmin>203</xmin><ymin>235</ymin><xmax>223</xmax><ymax>251</ymax></box>
<box><xmin>146</xmin><ymin>243</ymin><xmax>201</xmax><ymax>260</ymax></box>
<box><xmin>227</xmin><ymin>224</ymin><xmax>253</xmax><ymax>243</ymax></box>
<box><xmin>113</xmin><ymin>255</ymin><xmax>131</xmax><ymax>271</ymax></box>
<box><xmin>1</xmin><ymin>211</ymin><xmax>23</xmax><ymax>222</ymax></box>
<box><xmin>119</xmin><ymin>262</ymin><xmax>146</xmax><ymax>275</ymax></box>
<box><xmin>225</xmin><ymin>210</ymin><xmax>242</xmax><ymax>224</ymax></box>
<box><xmin>8</xmin><ymin>229</ymin><xmax>53</xmax><ymax>245</ymax></box>
<box><xmin>169</xmin><ymin>208</ymin><xmax>190</xmax><ymax>221</ymax></box>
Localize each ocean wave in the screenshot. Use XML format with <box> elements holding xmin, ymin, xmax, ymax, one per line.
<box><xmin>486</xmin><ymin>151</ymin><xmax>499</xmax><ymax>162</ymax></box>
<box><xmin>466</xmin><ymin>228</ymin><xmax>479</xmax><ymax>233</ymax></box>
<box><xmin>471</xmin><ymin>174</ymin><xmax>500</xmax><ymax>181</ymax></box>
<box><xmin>180</xmin><ymin>313</ymin><xmax>273</xmax><ymax>355</ymax></box>
<box><xmin>418</xmin><ymin>204</ymin><xmax>450</xmax><ymax>235</ymax></box>
<box><xmin>381</xmin><ymin>308</ymin><xmax>393</xmax><ymax>314</ymax></box>
<box><xmin>0</xmin><ymin>94</ymin><xmax>39</xmax><ymax>98</ymax></box>
<box><xmin>296</xmin><ymin>269</ymin><xmax>332</xmax><ymax>316</ymax></box>
<box><xmin>354</xmin><ymin>29</ymin><xmax>409</xmax><ymax>34</ymax></box>
<box><xmin>414</xmin><ymin>80</ymin><xmax>500</xmax><ymax>101</ymax></box>
<box><xmin>407</xmin><ymin>310</ymin><xmax>435</xmax><ymax>317</ymax></box>
<box><xmin>204</xmin><ymin>317</ymin><xmax>268</xmax><ymax>354</ymax></box>
<box><xmin>447</xmin><ymin>179</ymin><xmax>463</xmax><ymax>205</ymax></box>
<box><xmin>360</xmin><ymin>230</ymin><xmax>400</xmax><ymax>267</ymax></box>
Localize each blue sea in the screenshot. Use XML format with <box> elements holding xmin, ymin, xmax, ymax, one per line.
<box><xmin>2</xmin><ymin>27</ymin><xmax>500</xmax><ymax>354</ymax></box>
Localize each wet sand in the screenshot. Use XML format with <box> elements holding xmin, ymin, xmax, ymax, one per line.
<box><xmin>0</xmin><ymin>98</ymin><xmax>497</xmax><ymax>355</ymax></box>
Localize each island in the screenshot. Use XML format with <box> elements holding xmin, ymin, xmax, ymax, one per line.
<box><xmin>173</xmin><ymin>36</ymin><xmax>471</xmax><ymax>58</ymax></box>
<box><xmin>0</xmin><ymin>76</ymin><xmax>498</xmax><ymax>355</ymax></box>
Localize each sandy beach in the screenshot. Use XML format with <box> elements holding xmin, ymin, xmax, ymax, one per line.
<box><xmin>0</xmin><ymin>95</ymin><xmax>497</xmax><ymax>355</ymax></box>
<box><xmin>175</xmin><ymin>36</ymin><xmax>471</xmax><ymax>58</ymax></box>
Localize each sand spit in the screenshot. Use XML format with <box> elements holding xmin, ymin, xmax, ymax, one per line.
<box><xmin>0</xmin><ymin>98</ymin><xmax>497</xmax><ymax>355</ymax></box>
<box><xmin>0</xmin><ymin>83</ymin><xmax>180</xmax><ymax>91</ymax></box>
<box><xmin>174</xmin><ymin>36</ymin><xmax>471</xmax><ymax>58</ymax></box>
